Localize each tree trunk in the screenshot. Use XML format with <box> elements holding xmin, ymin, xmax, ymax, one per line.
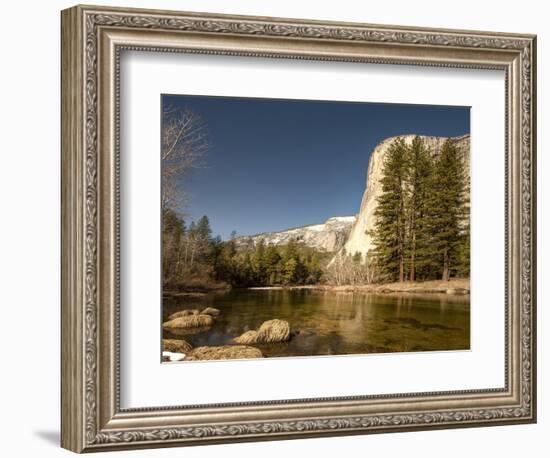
<box><xmin>410</xmin><ymin>230</ymin><xmax>416</xmax><ymax>282</ymax></box>
<box><xmin>442</xmin><ymin>249</ymin><xmax>450</xmax><ymax>281</ymax></box>
<box><xmin>398</xmin><ymin>213</ymin><xmax>405</xmax><ymax>283</ymax></box>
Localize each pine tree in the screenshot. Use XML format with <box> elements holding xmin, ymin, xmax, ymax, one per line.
<box><xmin>305</xmin><ymin>252</ymin><xmax>322</xmax><ymax>284</ymax></box>
<box><xmin>195</xmin><ymin>215</ymin><xmax>214</xmax><ymax>263</ymax></box>
<box><xmin>252</xmin><ymin>240</ymin><xmax>267</xmax><ymax>285</ymax></box>
<box><xmin>405</xmin><ymin>136</ymin><xmax>433</xmax><ymax>281</ymax></box>
<box><xmin>196</xmin><ymin>215</ymin><xmax>212</xmax><ymax>241</ymax></box>
<box><xmin>161</xmin><ymin>208</ymin><xmax>186</xmax><ymax>285</ymax></box>
<box><xmin>370</xmin><ymin>137</ymin><xmax>408</xmax><ymax>282</ymax></box>
<box><xmin>214</xmin><ymin>238</ymin><xmax>237</xmax><ymax>283</ymax></box>
<box><xmin>294</xmin><ymin>256</ymin><xmax>308</xmax><ymax>285</ymax></box>
<box><xmin>283</xmin><ymin>239</ymin><xmax>298</xmax><ymax>261</ymax></box>
<box><xmin>424</xmin><ymin>139</ymin><xmax>468</xmax><ymax>280</ymax></box>
<box><xmin>162</xmin><ymin>208</ymin><xmax>185</xmax><ymax>235</ymax></box>
<box><xmin>265</xmin><ymin>245</ymin><xmax>282</xmax><ymax>285</ymax></box>
<box><xmin>237</xmin><ymin>252</ymin><xmax>254</xmax><ymax>287</ymax></box>
<box><xmin>455</xmin><ymin>228</ymin><xmax>470</xmax><ymax>277</ymax></box>
<box><xmin>282</xmin><ymin>258</ymin><xmax>298</xmax><ymax>285</ymax></box>
<box><xmin>455</xmin><ymin>180</ymin><xmax>471</xmax><ymax>277</ymax></box>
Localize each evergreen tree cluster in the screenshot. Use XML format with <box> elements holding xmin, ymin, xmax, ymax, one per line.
<box><xmin>370</xmin><ymin>136</ymin><xmax>470</xmax><ymax>282</ymax></box>
<box><xmin>162</xmin><ymin>211</ymin><xmax>325</xmax><ymax>289</ymax></box>
<box><xmin>162</xmin><ymin>211</ymin><xmax>223</xmax><ymax>289</ymax></box>
<box><xmin>214</xmin><ymin>239</ymin><xmax>324</xmax><ymax>287</ymax></box>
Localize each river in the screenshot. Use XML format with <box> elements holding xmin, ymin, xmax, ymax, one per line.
<box><xmin>163</xmin><ymin>288</ymin><xmax>470</xmax><ymax>358</ymax></box>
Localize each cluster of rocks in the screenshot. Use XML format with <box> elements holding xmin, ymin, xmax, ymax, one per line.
<box><xmin>162</xmin><ymin>337</ymin><xmax>264</xmax><ymax>362</ymax></box>
<box><xmin>162</xmin><ymin>307</ymin><xmax>292</xmax><ymax>362</ymax></box>
<box><xmin>163</xmin><ymin>306</ymin><xmax>228</xmax><ymax>361</ymax></box>
<box><xmin>163</xmin><ymin>338</ymin><xmax>193</xmax><ymax>354</ymax></box>
<box><xmin>162</xmin><ymin>307</ymin><xmax>221</xmax><ymax>330</ymax></box>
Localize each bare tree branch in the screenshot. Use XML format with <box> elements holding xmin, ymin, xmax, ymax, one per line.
<box><xmin>161</xmin><ymin>106</ymin><xmax>209</xmax><ymax>210</ymax></box>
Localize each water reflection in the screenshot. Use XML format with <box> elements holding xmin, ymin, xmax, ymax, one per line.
<box><xmin>163</xmin><ymin>289</ymin><xmax>470</xmax><ymax>358</ymax></box>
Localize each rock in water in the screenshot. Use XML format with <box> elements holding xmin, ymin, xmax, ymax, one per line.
<box><xmin>162</xmin><ymin>338</ymin><xmax>193</xmax><ymax>353</ymax></box>
<box><xmin>185</xmin><ymin>345</ymin><xmax>263</xmax><ymax>361</ymax></box>
<box><xmin>333</xmin><ymin>134</ymin><xmax>470</xmax><ymax>263</ymax></box>
<box><xmin>233</xmin><ymin>330</ymin><xmax>258</xmax><ymax>344</ymax></box>
<box><xmin>162</xmin><ymin>314</ymin><xmax>214</xmax><ymax>329</ymax></box>
<box><xmin>167</xmin><ymin>309</ymin><xmax>200</xmax><ymax>320</ymax></box>
<box><xmin>257</xmin><ymin>319</ymin><xmax>290</xmax><ymax>343</ymax></box>
<box><xmin>200</xmin><ymin>307</ymin><xmax>221</xmax><ymax>317</ymax></box>
<box><xmin>234</xmin><ymin>319</ymin><xmax>290</xmax><ymax>344</ymax></box>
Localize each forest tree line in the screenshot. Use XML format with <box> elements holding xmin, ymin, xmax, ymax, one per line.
<box><xmin>162</xmin><ymin>211</ymin><xmax>326</xmax><ymax>290</ymax></box>
<box><xmin>369</xmin><ymin>136</ymin><xmax>469</xmax><ymax>283</ymax></box>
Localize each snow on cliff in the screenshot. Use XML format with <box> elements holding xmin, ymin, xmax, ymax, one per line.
<box><xmin>235</xmin><ymin>216</ymin><xmax>356</xmax><ymax>252</ymax></box>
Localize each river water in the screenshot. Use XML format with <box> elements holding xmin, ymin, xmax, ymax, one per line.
<box><xmin>163</xmin><ymin>288</ymin><xmax>470</xmax><ymax>358</ymax></box>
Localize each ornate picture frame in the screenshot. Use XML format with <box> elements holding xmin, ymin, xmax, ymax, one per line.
<box><xmin>61</xmin><ymin>4</ymin><xmax>536</xmax><ymax>452</ymax></box>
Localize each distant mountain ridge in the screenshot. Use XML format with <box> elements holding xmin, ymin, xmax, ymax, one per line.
<box><xmin>234</xmin><ymin>216</ymin><xmax>356</xmax><ymax>252</ymax></box>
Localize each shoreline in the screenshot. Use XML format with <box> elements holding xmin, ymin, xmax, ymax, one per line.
<box><xmin>163</xmin><ymin>279</ymin><xmax>470</xmax><ymax>297</ymax></box>
<box><xmin>248</xmin><ymin>278</ymin><xmax>470</xmax><ymax>295</ymax></box>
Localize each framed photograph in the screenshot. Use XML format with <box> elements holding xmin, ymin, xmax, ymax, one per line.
<box><xmin>61</xmin><ymin>4</ymin><xmax>537</xmax><ymax>452</ymax></box>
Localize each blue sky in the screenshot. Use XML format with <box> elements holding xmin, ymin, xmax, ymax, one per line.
<box><xmin>162</xmin><ymin>94</ymin><xmax>470</xmax><ymax>240</ymax></box>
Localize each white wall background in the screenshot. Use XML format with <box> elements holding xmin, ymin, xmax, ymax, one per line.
<box><xmin>0</xmin><ymin>0</ymin><xmax>546</xmax><ymax>456</ymax></box>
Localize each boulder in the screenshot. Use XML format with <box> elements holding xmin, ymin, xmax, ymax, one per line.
<box><xmin>200</xmin><ymin>307</ymin><xmax>221</xmax><ymax>317</ymax></box>
<box><xmin>257</xmin><ymin>319</ymin><xmax>290</xmax><ymax>343</ymax></box>
<box><xmin>234</xmin><ymin>319</ymin><xmax>290</xmax><ymax>344</ymax></box>
<box><xmin>185</xmin><ymin>345</ymin><xmax>263</xmax><ymax>361</ymax></box>
<box><xmin>233</xmin><ymin>330</ymin><xmax>258</xmax><ymax>344</ymax></box>
<box><xmin>162</xmin><ymin>314</ymin><xmax>214</xmax><ymax>329</ymax></box>
<box><xmin>162</xmin><ymin>338</ymin><xmax>192</xmax><ymax>353</ymax></box>
<box><xmin>167</xmin><ymin>309</ymin><xmax>200</xmax><ymax>320</ymax></box>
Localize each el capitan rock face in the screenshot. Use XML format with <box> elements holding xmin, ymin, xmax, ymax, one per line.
<box><xmin>235</xmin><ymin>216</ymin><xmax>356</xmax><ymax>252</ymax></box>
<box><xmin>339</xmin><ymin>134</ymin><xmax>470</xmax><ymax>262</ymax></box>
<box><xmin>234</xmin><ymin>134</ymin><xmax>469</xmax><ymax>259</ymax></box>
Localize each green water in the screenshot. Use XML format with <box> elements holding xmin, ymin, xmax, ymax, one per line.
<box><xmin>163</xmin><ymin>289</ymin><xmax>470</xmax><ymax>357</ymax></box>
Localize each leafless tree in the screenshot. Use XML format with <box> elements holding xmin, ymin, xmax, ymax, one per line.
<box><xmin>325</xmin><ymin>252</ymin><xmax>378</xmax><ymax>285</ymax></box>
<box><xmin>161</xmin><ymin>106</ymin><xmax>209</xmax><ymax>210</ymax></box>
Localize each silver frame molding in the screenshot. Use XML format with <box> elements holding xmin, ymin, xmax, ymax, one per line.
<box><xmin>61</xmin><ymin>4</ymin><xmax>537</xmax><ymax>453</ymax></box>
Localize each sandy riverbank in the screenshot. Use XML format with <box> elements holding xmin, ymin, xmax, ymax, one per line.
<box><xmin>248</xmin><ymin>278</ymin><xmax>470</xmax><ymax>295</ymax></box>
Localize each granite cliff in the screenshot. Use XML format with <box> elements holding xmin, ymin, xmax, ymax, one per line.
<box><xmin>338</xmin><ymin>134</ymin><xmax>470</xmax><ymax>262</ymax></box>
<box><xmin>235</xmin><ymin>134</ymin><xmax>469</xmax><ymax>261</ymax></box>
